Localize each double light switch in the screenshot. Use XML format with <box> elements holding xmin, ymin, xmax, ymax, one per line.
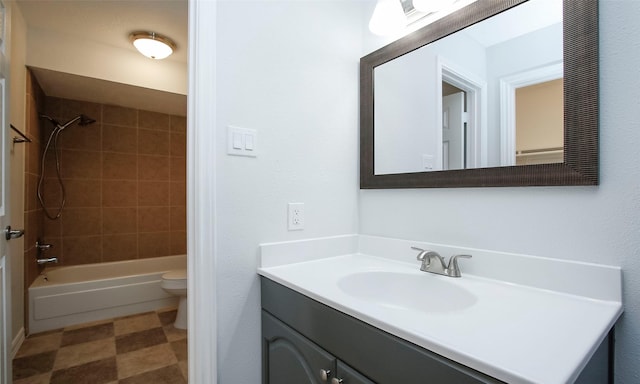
<box><xmin>228</xmin><ymin>126</ymin><xmax>257</xmax><ymax>157</ymax></box>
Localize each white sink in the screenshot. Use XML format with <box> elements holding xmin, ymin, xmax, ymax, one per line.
<box><xmin>337</xmin><ymin>271</ymin><xmax>477</xmax><ymax>313</ymax></box>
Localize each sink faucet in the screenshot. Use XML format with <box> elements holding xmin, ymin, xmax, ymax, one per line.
<box><xmin>411</xmin><ymin>247</ymin><xmax>472</xmax><ymax>278</ymax></box>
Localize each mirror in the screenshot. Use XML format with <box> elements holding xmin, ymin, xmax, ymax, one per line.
<box><xmin>361</xmin><ymin>0</ymin><xmax>598</xmax><ymax>188</ymax></box>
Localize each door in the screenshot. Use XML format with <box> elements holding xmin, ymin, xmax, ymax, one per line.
<box><xmin>0</xmin><ymin>1</ymin><xmax>10</xmax><ymax>382</ymax></box>
<box><xmin>442</xmin><ymin>92</ymin><xmax>466</xmax><ymax>170</ymax></box>
<box><xmin>263</xmin><ymin>312</ymin><xmax>335</xmax><ymax>384</ymax></box>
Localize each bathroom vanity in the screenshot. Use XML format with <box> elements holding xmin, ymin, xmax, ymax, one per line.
<box><xmin>258</xmin><ymin>235</ymin><xmax>622</xmax><ymax>384</ymax></box>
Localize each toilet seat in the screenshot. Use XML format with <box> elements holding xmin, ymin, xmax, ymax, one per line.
<box><xmin>161</xmin><ymin>270</ymin><xmax>187</xmax><ymax>290</ymax></box>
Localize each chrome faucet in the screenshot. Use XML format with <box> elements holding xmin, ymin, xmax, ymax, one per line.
<box><xmin>36</xmin><ymin>257</ymin><xmax>58</xmax><ymax>265</ymax></box>
<box><xmin>35</xmin><ymin>240</ymin><xmax>58</xmax><ymax>265</ymax></box>
<box><xmin>411</xmin><ymin>247</ymin><xmax>472</xmax><ymax>278</ymax></box>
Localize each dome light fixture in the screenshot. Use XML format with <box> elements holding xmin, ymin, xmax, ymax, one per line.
<box><xmin>129</xmin><ymin>31</ymin><xmax>176</xmax><ymax>60</ymax></box>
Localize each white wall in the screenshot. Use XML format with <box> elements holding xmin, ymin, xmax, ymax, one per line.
<box><xmin>359</xmin><ymin>1</ymin><xmax>640</xmax><ymax>382</ymax></box>
<box><xmin>215</xmin><ymin>1</ymin><xmax>361</xmax><ymax>382</ymax></box>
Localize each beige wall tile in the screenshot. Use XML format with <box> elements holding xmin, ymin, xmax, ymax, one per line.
<box><xmin>102</xmin><ymin>125</ymin><xmax>137</xmax><ymax>154</ymax></box>
<box><xmin>138</xmin><ymin>129</ymin><xmax>169</xmax><ymax>156</ymax></box>
<box><xmin>170</xmin><ymin>133</ymin><xmax>186</xmax><ymax>157</ymax></box>
<box><xmin>138</xmin><ymin>155</ymin><xmax>170</xmax><ymax>181</ymax></box>
<box><xmin>102</xmin><ymin>234</ymin><xmax>138</xmax><ymax>261</ymax></box>
<box><xmin>138</xmin><ymin>233</ymin><xmax>171</xmax><ymax>258</ymax></box>
<box><xmin>61</xmin><ymin>207</ymin><xmax>102</xmax><ymax>236</ymax></box>
<box><xmin>138</xmin><ymin>181</ymin><xmax>170</xmax><ymax>206</ymax></box>
<box><xmin>42</xmin><ymin>178</ymin><xmax>63</xmax><ymax>209</ymax></box>
<box><xmin>170</xmin><ymin>207</ymin><xmax>186</xmax><ymax>231</ymax></box>
<box><xmin>170</xmin><ymin>232</ymin><xmax>186</xmax><ymax>255</ymax></box>
<box><xmin>62</xmin><ymin>236</ymin><xmax>102</xmax><ymax>265</ymax></box>
<box><xmin>103</xmin><ymin>105</ymin><xmax>137</xmax><ymax>127</ymax></box>
<box><xmin>59</xmin><ymin>99</ymin><xmax>102</xmax><ymax>124</ymax></box>
<box><xmin>57</xmin><ymin>123</ymin><xmax>101</xmax><ymax>151</ymax></box>
<box><xmin>64</xmin><ymin>179</ymin><xmax>102</xmax><ymax>207</ymax></box>
<box><xmin>138</xmin><ymin>207</ymin><xmax>170</xmax><ymax>233</ymax></box>
<box><xmin>26</xmin><ymin>173</ymin><xmax>40</xmax><ymax>211</ymax></box>
<box><xmin>102</xmin><ymin>180</ymin><xmax>137</xmax><ymax>207</ymax></box>
<box><xmin>103</xmin><ymin>152</ymin><xmax>137</xmax><ymax>180</ymax></box>
<box><xmin>103</xmin><ymin>207</ymin><xmax>138</xmax><ymax>234</ymax></box>
<box><xmin>139</xmin><ymin>110</ymin><xmax>170</xmax><ymax>131</ymax></box>
<box><xmin>170</xmin><ymin>115</ymin><xmax>186</xmax><ymax>133</ymax></box>
<box><xmin>169</xmin><ymin>157</ymin><xmax>186</xmax><ymax>181</ymax></box>
<box><xmin>169</xmin><ymin>182</ymin><xmax>186</xmax><ymax>206</ymax></box>
<box><xmin>59</xmin><ymin>150</ymin><xmax>102</xmax><ymax>179</ymax></box>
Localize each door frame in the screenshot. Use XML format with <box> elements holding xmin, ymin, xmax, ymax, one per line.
<box><xmin>499</xmin><ymin>61</ymin><xmax>563</xmax><ymax>166</ymax></box>
<box><xmin>436</xmin><ymin>56</ymin><xmax>487</xmax><ymax>170</ymax></box>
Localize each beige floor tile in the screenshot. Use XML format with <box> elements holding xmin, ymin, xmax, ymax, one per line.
<box><xmin>53</xmin><ymin>337</ymin><xmax>116</xmax><ymax>370</ymax></box>
<box><xmin>178</xmin><ymin>360</ymin><xmax>188</xmax><ymax>381</ymax></box>
<box><xmin>16</xmin><ymin>333</ymin><xmax>62</xmax><ymax>358</ymax></box>
<box><xmin>163</xmin><ymin>325</ymin><xmax>187</xmax><ymax>342</ymax></box>
<box><xmin>116</xmin><ymin>343</ymin><xmax>178</xmax><ymax>379</ymax></box>
<box><xmin>13</xmin><ymin>372</ymin><xmax>51</xmax><ymax>384</ymax></box>
<box><xmin>114</xmin><ymin>312</ymin><xmax>161</xmax><ymax>336</ymax></box>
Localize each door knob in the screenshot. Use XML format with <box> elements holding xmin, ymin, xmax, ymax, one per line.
<box><xmin>5</xmin><ymin>226</ymin><xmax>25</xmax><ymax>240</ymax></box>
<box><xmin>331</xmin><ymin>378</ymin><xmax>344</xmax><ymax>384</ymax></box>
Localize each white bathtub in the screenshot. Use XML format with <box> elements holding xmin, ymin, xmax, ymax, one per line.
<box><xmin>29</xmin><ymin>254</ymin><xmax>186</xmax><ymax>334</ymax></box>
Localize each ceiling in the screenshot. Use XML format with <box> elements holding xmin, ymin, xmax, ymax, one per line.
<box><xmin>16</xmin><ymin>0</ymin><xmax>188</xmax><ymax>115</ymax></box>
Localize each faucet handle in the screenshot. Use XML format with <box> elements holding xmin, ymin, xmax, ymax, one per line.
<box><xmin>447</xmin><ymin>254</ymin><xmax>472</xmax><ymax>277</ymax></box>
<box><xmin>411</xmin><ymin>246</ymin><xmax>427</xmax><ymax>261</ymax></box>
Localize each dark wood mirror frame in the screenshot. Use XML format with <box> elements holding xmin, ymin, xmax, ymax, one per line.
<box><xmin>360</xmin><ymin>0</ymin><xmax>598</xmax><ymax>188</ymax></box>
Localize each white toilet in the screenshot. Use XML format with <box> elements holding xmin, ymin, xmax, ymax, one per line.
<box><xmin>161</xmin><ymin>269</ymin><xmax>187</xmax><ymax>329</ymax></box>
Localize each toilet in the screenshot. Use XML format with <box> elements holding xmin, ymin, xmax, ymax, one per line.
<box><xmin>161</xmin><ymin>269</ymin><xmax>187</xmax><ymax>329</ymax></box>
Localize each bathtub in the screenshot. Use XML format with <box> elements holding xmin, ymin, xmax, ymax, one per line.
<box><xmin>29</xmin><ymin>254</ymin><xmax>186</xmax><ymax>334</ymax></box>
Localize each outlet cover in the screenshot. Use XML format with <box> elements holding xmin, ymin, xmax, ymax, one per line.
<box><xmin>287</xmin><ymin>203</ymin><xmax>304</xmax><ymax>231</ymax></box>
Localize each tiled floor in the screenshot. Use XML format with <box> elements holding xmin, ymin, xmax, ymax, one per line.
<box><xmin>12</xmin><ymin>308</ymin><xmax>187</xmax><ymax>384</ymax></box>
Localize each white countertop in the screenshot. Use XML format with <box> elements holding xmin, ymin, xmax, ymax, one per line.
<box><xmin>258</xmin><ymin>235</ymin><xmax>623</xmax><ymax>384</ymax></box>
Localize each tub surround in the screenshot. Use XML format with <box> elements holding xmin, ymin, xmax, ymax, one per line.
<box><xmin>258</xmin><ymin>235</ymin><xmax>622</xmax><ymax>384</ymax></box>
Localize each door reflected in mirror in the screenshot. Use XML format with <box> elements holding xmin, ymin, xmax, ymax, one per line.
<box><xmin>373</xmin><ymin>0</ymin><xmax>563</xmax><ymax>175</ymax></box>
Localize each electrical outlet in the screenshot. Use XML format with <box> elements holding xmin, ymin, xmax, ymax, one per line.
<box><xmin>288</xmin><ymin>203</ymin><xmax>305</xmax><ymax>231</ymax></box>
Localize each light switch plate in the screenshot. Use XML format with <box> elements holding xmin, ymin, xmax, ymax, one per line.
<box><xmin>227</xmin><ymin>126</ymin><xmax>257</xmax><ymax>157</ymax></box>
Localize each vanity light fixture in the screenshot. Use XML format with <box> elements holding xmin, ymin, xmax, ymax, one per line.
<box><xmin>369</xmin><ymin>0</ymin><xmax>407</xmax><ymax>36</ymax></box>
<box><xmin>129</xmin><ymin>31</ymin><xmax>176</xmax><ymax>60</ymax></box>
<box><xmin>412</xmin><ymin>0</ymin><xmax>457</xmax><ymax>14</ymax></box>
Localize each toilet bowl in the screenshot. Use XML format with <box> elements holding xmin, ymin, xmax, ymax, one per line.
<box><xmin>161</xmin><ymin>269</ymin><xmax>187</xmax><ymax>329</ymax></box>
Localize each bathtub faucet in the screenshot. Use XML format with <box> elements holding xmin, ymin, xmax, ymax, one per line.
<box><xmin>36</xmin><ymin>257</ymin><xmax>58</xmax><ymax>265</ymax></box>
<box><xmin>36</xmin><ymin>241</ymin><xmax>53</xmax><ymax>251</ymax></box>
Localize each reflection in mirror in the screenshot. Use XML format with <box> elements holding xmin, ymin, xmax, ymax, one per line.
<box><xmin>373</xmin><ymin>0</ymin><xmax>563</xmax><ymax>175</ymax></box>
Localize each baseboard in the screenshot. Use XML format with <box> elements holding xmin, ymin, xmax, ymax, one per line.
<box><xmin>11</xmin><ymin>327</ymin><xmax>25</xmax><ymax>359</ymax></box>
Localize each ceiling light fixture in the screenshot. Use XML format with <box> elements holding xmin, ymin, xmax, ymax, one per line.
<box><xmin>129</xmin><ymin>31</ymin><xmax>176</xmax><ymax>60</ymax></box>
<box><xmin>369</xmin><ymin>0</ymin><xmax>407</xmax><ymax>36</ymax></box>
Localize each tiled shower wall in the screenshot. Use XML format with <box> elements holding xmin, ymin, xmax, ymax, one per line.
<box><xmin>39</xmin><ymin>96</ymin><xmax>187</xmax><ymax>266</ymax></box>
<box><xmin>23</xmin><ymin>70</ymin><xmax>45</xmax><ymax>305</ymax></box>
<box><xmin>23</xmin><ymin>73</ymin><xmax>186</xmax><ymax>276</ymax></box>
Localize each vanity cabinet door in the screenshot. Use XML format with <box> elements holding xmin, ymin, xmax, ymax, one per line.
<box><xmin>333</xmin><ymin>360</ymin><xmax>375</xmax><ymax>384</ymax></box>
<box><xmin>263</xmin><ymin>311</ymin><xmax>336</xmax><ymax>384</ymax></box>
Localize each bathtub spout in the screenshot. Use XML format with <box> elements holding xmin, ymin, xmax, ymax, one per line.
<box><xmin>36</xmin><ymin>257</ymin><xmax>58</xmax><ymax>265</ymax></box>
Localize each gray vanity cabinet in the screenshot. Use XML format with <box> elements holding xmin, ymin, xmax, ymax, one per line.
<box><xmin>261</xmin><ymin>277</ymin><xmax>503</xmax><ymax>384</ymax></box>
<box><xmin>263</xmin><ymin>311</ymin><xmax>374</xmax><ymax>384</ymax></box>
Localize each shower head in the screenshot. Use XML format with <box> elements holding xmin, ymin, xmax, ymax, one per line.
<box><xmin>78</xmin><ymin>114</ymin><xmax>96</xmax><ymax>126</ymax></box>
<box><xmin>39</xmin><ymin>113</ymin><xmax>95</xmax><ymax>130</ymax></box>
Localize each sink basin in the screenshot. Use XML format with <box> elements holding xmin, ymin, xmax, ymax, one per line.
<box><xmin>337</xmin><ymin>271</ymin><xmax>477</xmax><ymax>313</ymax></box>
